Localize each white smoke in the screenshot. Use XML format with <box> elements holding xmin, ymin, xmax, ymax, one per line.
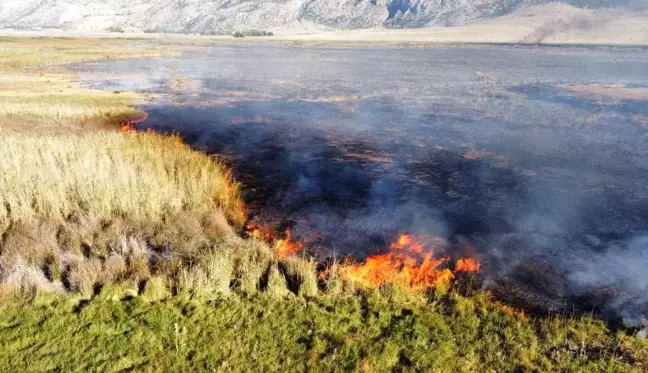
<box><xmin>570</xmin><ymin>235</ymin><xmax>648</xmax><ymax>326</ymax></box>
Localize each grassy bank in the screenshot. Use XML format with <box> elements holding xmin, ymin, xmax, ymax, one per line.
<box><xmin>0</xmin><ymin>291</ymin><xmax>646</xmax><ymax>372</ymax></box>
<box><xmin>0</xmin><ymin>37</ymin><xmax>646</xmax><ymax>372</ymax></box>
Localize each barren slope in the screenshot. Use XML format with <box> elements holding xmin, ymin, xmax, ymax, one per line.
<box><xmin>1</xmin><ymin>0</ymin><xmax>646</xmax><ymax>34</ymax></box>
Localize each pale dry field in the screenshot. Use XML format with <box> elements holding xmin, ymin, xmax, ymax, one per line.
<box><xmin>0</xmin><ymin>37</ymin><xmax>172</xmax><ymax>133</ymax></box>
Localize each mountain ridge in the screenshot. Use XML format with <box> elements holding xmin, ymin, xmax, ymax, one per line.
<box><xmin>1</xmin><ymin>0</ymin><xmax>645</xmax><ymax>34</ymax></box>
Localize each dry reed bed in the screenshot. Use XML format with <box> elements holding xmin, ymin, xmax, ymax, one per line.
<box><xmin>0</xmin><ymin>37</ymin><xmax>322</xmax><ymax>300</ymax></box>
<box><xmin>0</xmin><ymin>131</ymin><xmax>245</xmax><ymax>227</ymax></box>
<box><xmin>0</xmin><ymin>131</ymin><xmax>270</xmax><ymax>296</ymax></box>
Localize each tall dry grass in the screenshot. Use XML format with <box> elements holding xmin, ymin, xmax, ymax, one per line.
<box><xmin>0</xmin><ymin>131</ymin><xmax>245</xmax><ymax>229</ymax></box>
<box><xmin>0</xmin><ymin>130</ymin><xmax>254</xmax><ymax>294</ymax></box>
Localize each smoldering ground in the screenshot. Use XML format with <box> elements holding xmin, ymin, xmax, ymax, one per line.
<box><xmin>77</xmin><ymin>45</ymin><xmax>648</xmax><ymax>323</ymax></box>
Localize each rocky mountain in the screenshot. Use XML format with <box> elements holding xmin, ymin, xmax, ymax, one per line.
<box><xmin>0</xmin><ymin>0</ymin><xmax>644</xmax><ymax>33</ymax></box>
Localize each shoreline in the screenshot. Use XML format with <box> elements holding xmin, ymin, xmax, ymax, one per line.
<box><xmin>2</xmin><ymin>30</ymin><xmax>647</xmax><ymax>50</ymax></box>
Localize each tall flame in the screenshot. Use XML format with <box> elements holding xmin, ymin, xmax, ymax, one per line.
<box><xmin>455</xmin><ymin>257</ymin><xmax>481</xmax><ymax>273</ymax></box>
<box><xmin>274</xmin><ymin>228</ymin><xmax>302</xmax><ymax>258</ymax></box>
<box><xmin>245</xmin><ymin>224</ymin><xmax>480</xmax><ymax>291</ymax></box>
<box><xmin>338</xmin><ymin>234</ymin><xmax>465</xmax><ymax>291</ymax></box>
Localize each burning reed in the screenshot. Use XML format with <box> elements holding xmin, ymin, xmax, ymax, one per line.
<box><xmin>247</xmin><ymin>222</ymin><xmax>482</xmax><ymax>295</ymax></box>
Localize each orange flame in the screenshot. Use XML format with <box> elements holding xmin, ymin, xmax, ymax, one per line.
<box><xmin>245</xmin><ymin>224</ymin><xmax>480</xmax><ymax>291</ymax></box>
<box><xmin>244</xmin><ymin>223</ymin><xmax>303</xmax><ymax>258</ymax></box>
<box><xmin>455</xmin><ymin>257</ymin><xmax>481</xmax><ymax>273</ymax></box>
<box><xmin>245</xmin><ymin>221</ymin><xmax>274</xmax><ymax>241</ymax></box>
<box><xmin>338</xmin><ymin>234</ymin><xmax>468</xmax><ymax>291</ymax></box>
<box><xmin>274</xmin><ymin>228</ymin><xmax>302</xmax><ymax>258</ymax></box>
<box><xmin>120</xmin><ymin>112</ymin><xmax>150</xmax><ymax>133</ymax></box>
<box><xmin>501</xmin><ymin>305</ymin><xmax>527</xmax><ymax>319</ymax></box>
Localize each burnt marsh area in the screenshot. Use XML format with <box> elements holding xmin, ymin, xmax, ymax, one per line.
<box><xmin>74</xmin><ymin>44</ymin><xmax>648</xmax><ymax>322</ymax></box>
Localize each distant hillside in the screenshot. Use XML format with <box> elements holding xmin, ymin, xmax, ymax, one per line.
<box><xmin>0</xmin><ymin>0</ymin><xmax>645</xmax><ymax>33</ymax></box>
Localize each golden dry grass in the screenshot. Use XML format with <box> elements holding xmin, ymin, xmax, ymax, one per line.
<box><xmin>0</xmin><ymin>131</ymin><xmax>245</xmax><ymax>230</ymax></box>
<box><xmin>0</xmin><ymin>37</ymin><xmax>257</xmax><ymax>296</ymax></box>
<box><xmin>0</xmin><ymin>130</ymin><xmax>252</xmax><ymax>296</ymax></box>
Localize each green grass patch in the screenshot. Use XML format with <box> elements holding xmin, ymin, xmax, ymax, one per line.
<box><xmin>0</xmin><ymin>292</ymin><xmax>645</xmax><ymax>372</ymax></box>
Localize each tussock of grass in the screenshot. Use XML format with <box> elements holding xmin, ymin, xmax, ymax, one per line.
<box><xmin>0</xmin><ymin>131</ymin><xmax>245</xmax><ymax>228</ymax></box>
<box><xmin>235</xmin><ymin>239</ymin><xmax>274</xmax><ymax>295</ymax></box>
<box><xmin>266</xmin><ymin>263</ymin><xmax>290</xmax><ymax>297</ymax></box>
<box><xmin>179</xmin><ymin>248</ymin><xmax>235</xmax><ymax>297</ymax></box>
<box><xmin>142</xmin><ymin>276</ymin><xmax>171</xmax><ymax>302</ymax></box>
<box><xmin>286</xmin><ymin>257</ymin><xmax>319</xmax><ymax>298</ymax></box>
<box><xmin>0</xmin><ymin>131</ymin><xmax>247</xmax><ymax>295</ymax></box>
<box><xmin>322</xmin><ymin>262</ymin><xmax>344</xmax><ymax>296</ymax></box>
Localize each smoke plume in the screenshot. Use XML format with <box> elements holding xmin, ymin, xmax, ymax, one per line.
<box><xmin>523</xmin><ymin>15</ymin><xmax>594</xmax><ymax>44</ymax></box>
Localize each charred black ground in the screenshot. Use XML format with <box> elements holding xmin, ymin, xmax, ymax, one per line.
<box><xmin>76</xmin><ymin>44</ymin><xmax>648</xmax><ymax>325</ymax></box>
